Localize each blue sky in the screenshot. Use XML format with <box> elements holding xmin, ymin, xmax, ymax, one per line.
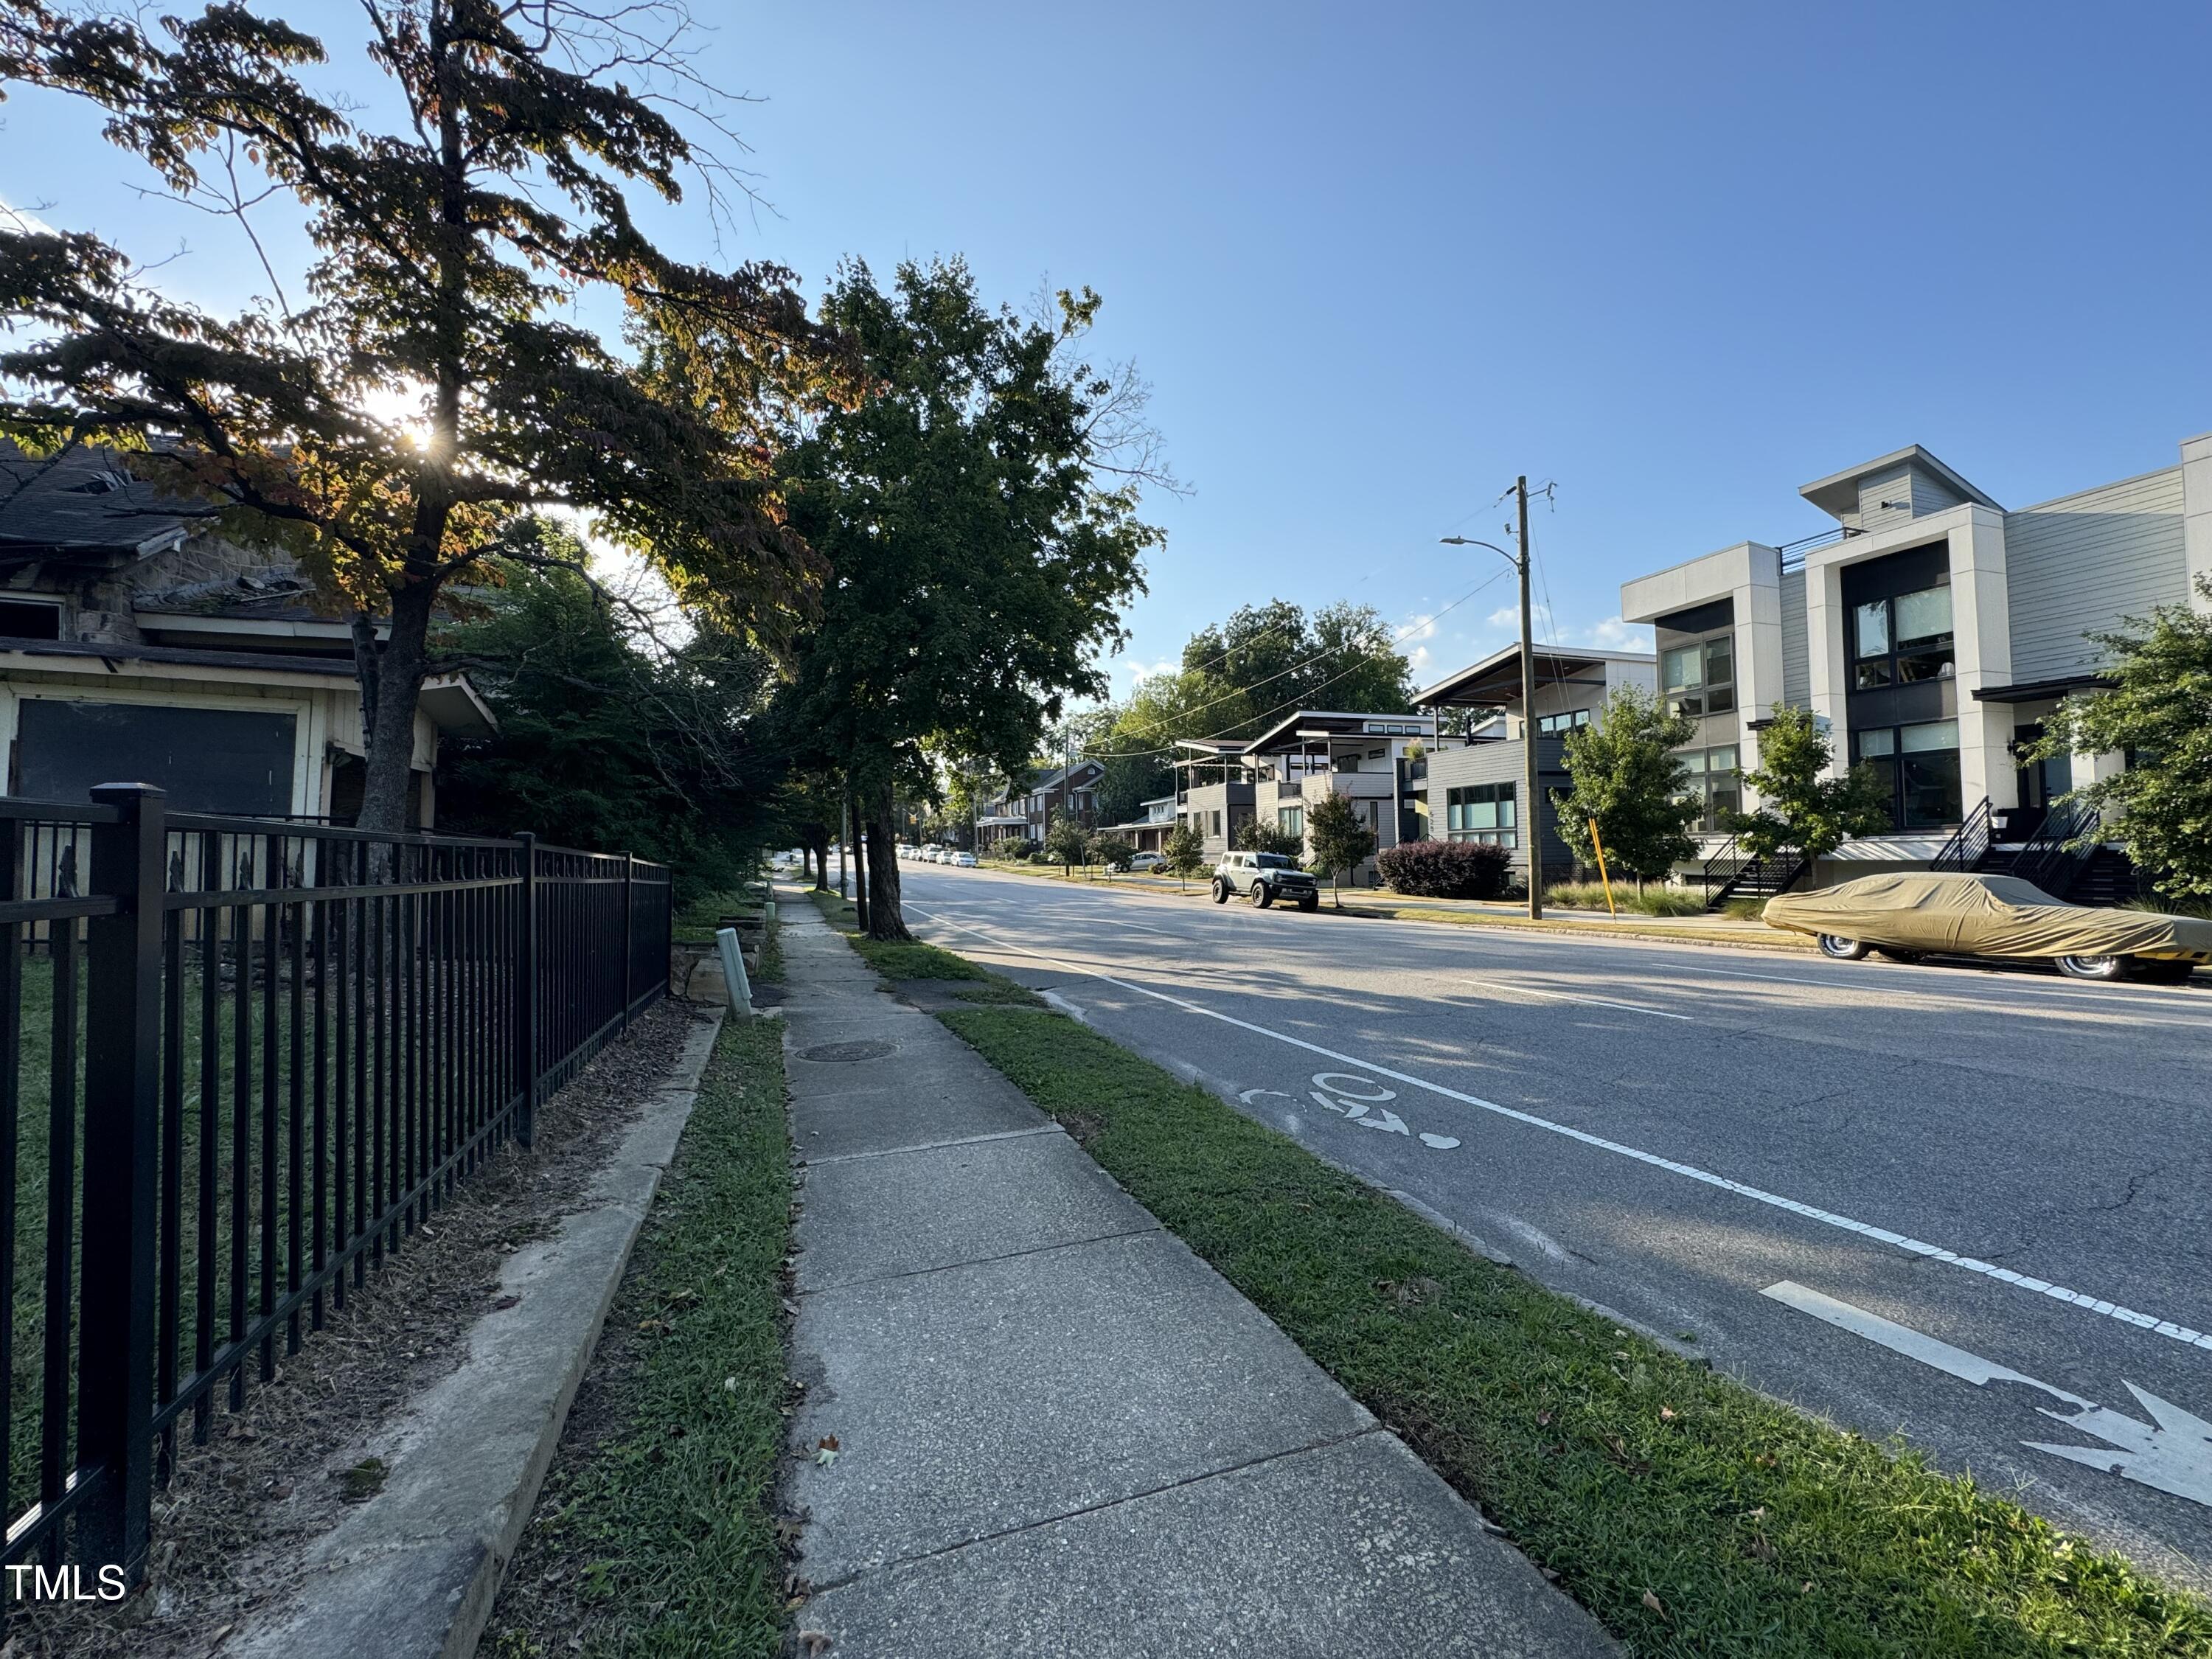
<box><xmin>6</xmin><ymin>2</ymin><xmax>2210</xmax><ymax>705</ymax></box>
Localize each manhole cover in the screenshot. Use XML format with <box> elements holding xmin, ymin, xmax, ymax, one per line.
<box><xmin>799</xmin><ymin>1040</ymin><xmax>896</xmax><ymax>1063</ymax></box>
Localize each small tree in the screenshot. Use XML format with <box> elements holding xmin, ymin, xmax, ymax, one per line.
<box><xmin>2034</xmin><ymin>577</ymin><xmax>2212</xmax><ymax>900</ymax></box>
<box><xmin>1305</xmin><ymin>793</ymin><xmax>1375</xmax><ymax>909</ymax></box>
<box><xmin>1235</xmin><ymin>818</ymin><xmax>1304</xmax><ymax>860</ymax></box>
<box><xmin>1729</xmin><ymin>705</ymin><xmax>1892</xmax><ymax>862</ymax></box>
<box><xmin>1044</xmin><ymin>813</ymin><xmax>1091</xmax><ymax>876</ymax></box>
<box><xmin>1550</xmin><ymin>686</ymin><xmax>1702</xmax><ymax>885</ymax></box>
<box><xmin>1088</xmin><ymin>833</ymin><xmax>1137</xmax><ymax>874</ymax></box>
<box><xmin>1163</xmin><ymin>820</ymin><xmax>1208</xmax><ymax>891</ymax></box>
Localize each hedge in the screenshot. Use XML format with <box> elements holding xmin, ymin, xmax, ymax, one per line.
<box><xmin>1376</xmin><ymin>838</ymin><xmax>1513</xmax><ymax>900</ymax></box>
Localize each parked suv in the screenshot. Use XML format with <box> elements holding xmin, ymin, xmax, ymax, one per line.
<box><xmin>1212</xmin><ymin>851</ymin><xmax>1320</xmax><ymax>911</ymax></box>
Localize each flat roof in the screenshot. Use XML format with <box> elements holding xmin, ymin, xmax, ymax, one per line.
<box><xmin>1412</xmin><ymin>643</ymin><xmax>1652</xmax><ymax>709</ymax></box>
<box><xmin>1241</xmin><ymin>708</ymin><xmax>1436</xmax><ymax>754</ymax></box>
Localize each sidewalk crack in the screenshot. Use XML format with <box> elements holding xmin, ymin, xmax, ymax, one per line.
<box><xmin>804</xmin><ymin>1427</ymin><xmax>1387</xmax><ymax>1595</ymax></box>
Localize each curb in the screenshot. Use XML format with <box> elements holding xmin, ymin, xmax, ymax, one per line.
<box><xmin>231</xmin><ymin>1009</ymin><xmax>726</xmax><ymax>1659</ymax></box>
<box><xmin>960</xmin><ymin>862</ymin><xmax>1812</xmax><ymax>953</ymax></box>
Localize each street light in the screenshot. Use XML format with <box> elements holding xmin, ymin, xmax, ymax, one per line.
<box><xmin>1441</xmin><ymin>475</ymin><xmax>1543</xmax><ymax>919</ymax></box>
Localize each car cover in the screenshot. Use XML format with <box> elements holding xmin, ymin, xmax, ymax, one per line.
<box><xmin>1763</xmin><ymin>872</ymin><xmax>2212</xmax><ymax>960</ymax></box>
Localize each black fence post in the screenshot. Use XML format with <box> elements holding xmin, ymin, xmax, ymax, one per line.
<box><xmin>620</xmin><ymin>853</ymin><xmax>635</xmax><ymax>1032</ymax></box>
<box><xmin>515</xmin><ymin>832</ymin><xmax>539</xmax><ymax>1148</ymax></box>
<box><xmin>79</xmin><ymin>782</ymin><xmax>166</xmax><ymax>1582</ymax></box>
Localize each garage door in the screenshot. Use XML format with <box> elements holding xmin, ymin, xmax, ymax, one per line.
<box><xmin>14</xmin><ymin>700</ymin><xmax>298</xmax><ymax>815</ymax></box>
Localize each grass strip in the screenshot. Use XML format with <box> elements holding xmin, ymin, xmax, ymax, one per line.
<box><xmin>806</xmin><ymin>886</ymin><xmax>987</xmax><ymax>981</ymax></box>
<box><xmin>487</xmin><ymin>1015</ymin><xmax>794</xmax><ymax>1659</ymax></box>
<box><xmin>915</xmin><ymin>990</ymin><xmax>2208</xmax><ymax>1657</ymax></box>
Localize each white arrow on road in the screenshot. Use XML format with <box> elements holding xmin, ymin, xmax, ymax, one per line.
<box><xmin>2027</xmin><ymin>1386</ymin><xmax>2212</xmax><ymax>1509</ymax></box>
<box><xmin>1764</xmin><ymin>1280</ymin><xmax>2212</xmax><ymax>1510</ymax></box>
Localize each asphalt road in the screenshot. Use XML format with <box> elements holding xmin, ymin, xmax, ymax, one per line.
<box><xmin>890</xmin><ymin>862</ymin><xmax>2212</xmax><ymax>1590</ymax></box>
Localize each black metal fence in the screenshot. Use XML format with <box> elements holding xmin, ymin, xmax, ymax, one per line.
<box><xmin>0</xmin><ymin>785</ymin><xmax>672</xmax><ymax>1582</ymax></box>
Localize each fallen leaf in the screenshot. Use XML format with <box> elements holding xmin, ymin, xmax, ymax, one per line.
<box><xmin>1659</xmin><ymin>1406</ymin><xmax>1676</xmax><ymax>1422</ymax></box>
<box><xmin>1642</xmin><ymin>1590</ymin><xmax>1666</xmax><ymax>1618</ymax></box>
<box><xmin>722</xmin><ymin>1377</ymin><xmax>738</xmax><ymax>1393</ymax></box>
<box><xmin>799</xmin><ymin>1633</ymin><xmax>832</xmax><ymax>1655</ymax></box>
<box><xmin>1535</xmin><ymin>1411</ymin><xmax>1553</xmax><ymax>1427</ymax></box>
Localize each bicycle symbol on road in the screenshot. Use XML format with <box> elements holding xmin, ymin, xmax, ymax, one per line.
<box><xmin>1240</xmin><ymin>1072</ymin><xmax>1459</xmax><ymax>1150</ymax></box>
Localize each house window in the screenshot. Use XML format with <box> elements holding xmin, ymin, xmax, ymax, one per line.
<box><xmin>1851</xmin><ymin>582</ymin><xmax>1953</xmax><ymax>688</ymax></box>
<box><xmin>0</xmin><ymin>599</ymin><xmax>62</xmax><ymax>639</ymax></box>
<box><xmin>1853</xmin><ymin>718</ymin><xmax>1961</xmax><ymax>830</ymax></box>
<box><xmin>1444</xmin><ymin>782</ymin><xmax>1517</xmax><ymax>847</ymax></box>
<box><xmin>1537</xmin><ymin>709</ymin><xmax>1591</xmax><ymax>736</ymax></box>
<box><xmin>1332</xmin><ymin>752</ymin><xmax>1360</xmax><ymax>773</ymax></box>
<box><xmin>1676</xmin><ymin>745</ymin><xmax>1739</xmax><ymax>833</ymax></box>
<box><xmin>1662</xmin><ymin>636</ymin><xmax>1734</xmax><ymax>718</ymax></box>
<box><xmin>1278</xmin><ymin>805</ymin><xmax>1304</xmax><ymax>838</ymax></box>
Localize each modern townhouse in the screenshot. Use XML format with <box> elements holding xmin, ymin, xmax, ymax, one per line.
<box><xmin>1618</xmin><ymin>431</ymin><xmax>2212</xmax><ymax>902</ymax></box>
<box><xmin>1173</xmin><ymin>712</ymin><xmax>1440</xmax><ymax>879</ymax></box>
<box><xmin>1411</xmin><ymin>644</ymin><xmax>1658</xmax><ymax>886</ymax></box>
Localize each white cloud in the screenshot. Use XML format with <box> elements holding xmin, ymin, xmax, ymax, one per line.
<box><xmin>1407</xmin><ymin>643</ymin><xmax>1434</xmax><ymax>675</ymax></box>
<box><xmin>1578</xmin><ymin>616</ymin><xmax>1653</xmax><ymax>652</ymax></box>
<box><xmin>1122</xmin><ymin>657</ymin><xmax>1179</xmax><ymax>684</ymax></box>
<box><xmin>0</xmin><ymin>198</ymin><xmax>56</xmax><ymax>236</ymax></box>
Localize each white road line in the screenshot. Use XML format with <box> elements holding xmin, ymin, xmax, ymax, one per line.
<box><xmin>1461</xmin><ymin>978</ymin><xmax>1696</xmax><ymax>1020</ymax></box>
<box><xmin>909</xmin><ymin>903</ymin><xmax>2212</xmax><ymax>1354</ymax></box>
<box><xmin>1761</xmin><ymin>1281</ymin><xmax>2090</xmax><ymax>1404</ymax></box>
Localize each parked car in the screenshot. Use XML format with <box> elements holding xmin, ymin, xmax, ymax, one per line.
<box><xmin>1211</xmin><ymin>851</ymin><xmax>1320</xmax><ymax>911</ymax></box>
<box><xmin>952</xmin><ymin>851</ymin><xmax>978</xmax><ymax>867</ymax></box>
<box><xmin>1127</xmin><ymin>852</ymin><xmax>1164</xmax><ymax>873</ymax></box>
<box><xmin>1762</xmin><ymin>872</ymin><xmax>2212</xmax><ymax>982</ymax></box>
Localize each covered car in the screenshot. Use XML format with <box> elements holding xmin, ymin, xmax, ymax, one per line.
<box><xmin>1762</xmin><ymin>872</ymin><xmax>2212</xmax><ymax>981</ymax></box>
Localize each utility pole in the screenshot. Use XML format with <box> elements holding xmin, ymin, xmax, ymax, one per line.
<box><xmin>838</xmin><ymin>794</ymin><xmax>849</xmax><ymax>898</ymax></box>
<box><xmin>1440</xmin><ymin>473</ymin><xmax>1543</xmax><ymax>920</ymax></box>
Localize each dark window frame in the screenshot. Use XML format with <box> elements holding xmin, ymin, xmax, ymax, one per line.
<box><xmin>1661</xmin><ymin>633</ymin><xmax>1735</xmax><ymax>719</ymax></box>
<box><xmin>1444</xmin><ymin>782</ymin><xmax>1518</xmax><ymax>846</ymax></box>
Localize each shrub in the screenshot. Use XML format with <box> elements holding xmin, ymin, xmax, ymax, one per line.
<box><xmin>1376</xmin><ymin>838</ymin><xmax>1513</xmax><ymax>900</ymax></box>
<box><xmin>987</xmin><ymin>837</ymin><xmax>1040</xmax><ymax>862</ymax></box>
<box><xmin>1632</xmin><ymin>887</ymin><xmax>1707</xmax><ymax>917</ymax></box>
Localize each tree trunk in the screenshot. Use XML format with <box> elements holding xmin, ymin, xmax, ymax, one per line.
<box><xmin>866</xmin><ymin>776</ymin><xmax>911</xmax><ymax>940</ymax></box>
<box><xmin>847</xmin><ymin>785</ymin><xmax>871</xmax><ymax>933</ymax></box>
<box><xmin>352</xmin><ymin>578</ymin><xmax>439</xmax><ymax>838</ymax></box>
<box><xmin>804</xmin><ymin>827</ymin><xmax>832</xmax><ymax>891</ymax></box>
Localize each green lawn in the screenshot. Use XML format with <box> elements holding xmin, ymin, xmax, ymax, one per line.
<box><xmin>806</xmin><ymin>888</ymin><xmax>985</xmax><ymax>981</ymax></box>
<box><xmin>917</xmin><ymin>995</ymin><xmax>2211</xmax><ymax>1658</ymax></box>
<box><xmin>487</xmin><ymin>1014</ymin><xmax>793</xmax><ymax>1658</ymax></box>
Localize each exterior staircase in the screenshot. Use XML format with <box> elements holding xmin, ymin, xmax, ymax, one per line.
<box><xmin>1700</xmin><ymin>835</ymin><xmax>1809</xmax><ymax>910</ymax></box>
<box><xmin>1929</xmin><ymin>796</ymin><xmax>2141</xmax><ymax>905</ymax></box>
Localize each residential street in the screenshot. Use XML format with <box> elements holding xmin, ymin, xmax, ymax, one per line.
<box><xmin>896</xmin><ymin>863</ymin><xmax>2212</xmax><ymax>1592</ymax></box>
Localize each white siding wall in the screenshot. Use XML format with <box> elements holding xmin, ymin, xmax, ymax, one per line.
<box><xmin>2003</xmin><ymin>467</ymin><xmax>2187</xmax><ymax>682</ymax></box>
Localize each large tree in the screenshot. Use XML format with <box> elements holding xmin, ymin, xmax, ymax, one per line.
<box><xmin>765</xmin><ymin>260</ymin><xmax>1162</xmax><ymax>937</ymax></box>
<box><xmin>2034</xmin><ymin>577</ymin><xmax>2212</xmax><ymax>900</ymax></box>
<box><xmin>1550</xmin><ymin>686</ymin><xmax>1702</xmax><ymax>883</ymax></box>
<box><xmin>0</xmin><ymin>0</ymin><xmax>848</xmax><ymax>834</ymax></box>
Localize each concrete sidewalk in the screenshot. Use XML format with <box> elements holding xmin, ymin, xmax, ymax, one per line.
<box><xmin>776</xmin><ymin>891</ymin><xmax>1615</xmax><ymax>1658</ymax></box>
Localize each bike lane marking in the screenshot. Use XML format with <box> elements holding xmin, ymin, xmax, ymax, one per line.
<box><xmin>907</xmin><ymin>902</ymin><xmax>2212</xmax><ymax>1355</ymax></box>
